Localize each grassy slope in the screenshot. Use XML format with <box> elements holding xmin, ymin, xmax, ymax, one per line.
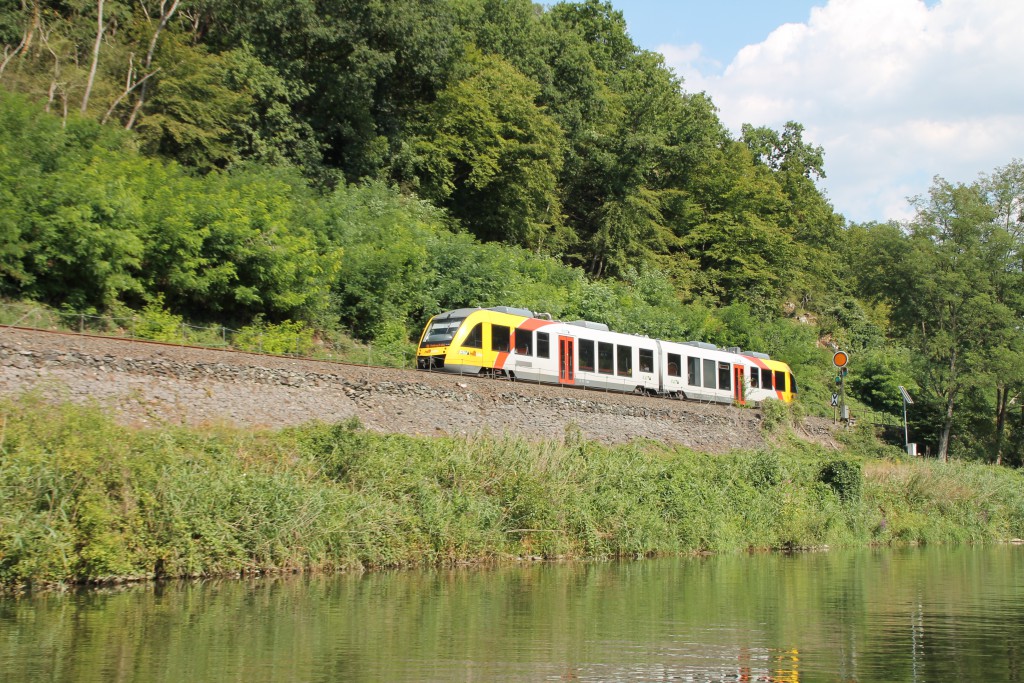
<box><xmin>1</xmin><ymin>397</ymin><xmax>1022</xmax><ymax>588</ymax></box>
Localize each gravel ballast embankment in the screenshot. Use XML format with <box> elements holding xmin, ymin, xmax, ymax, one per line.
<box><xmin>0</xmin><ymin>327</ymin><xmax>838</xmax><ymax>452</ymax></box>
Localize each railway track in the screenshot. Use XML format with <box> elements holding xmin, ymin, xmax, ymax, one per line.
<box><xmin>0</xmin><ymin>325</ymin><xmax>839</xmax><ymax>451</ymax></box>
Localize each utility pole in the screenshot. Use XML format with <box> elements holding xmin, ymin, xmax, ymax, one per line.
<box><xmin>899</xmin><ymin>385</ymin><xmax>915</xmax><ymax>455</ymax></box>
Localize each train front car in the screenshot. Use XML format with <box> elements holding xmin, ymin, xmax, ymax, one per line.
<box><xmin>416</xmin><ymin>307</ymin><xmax>543</xmax><ymax>376</ymax></box>
<box><xmin>742</xmin><ymin>353</ymin><xmax>798</xmax><ymax>404</ymax></box>
<box><xmin>417</xmin><ymin>308</ymin><xmax>475</xmax><ymax>371</ymax></box>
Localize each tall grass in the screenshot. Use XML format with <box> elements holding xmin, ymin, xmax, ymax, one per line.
<box><xmin>2</xmin><ymin>397</ymin><xmax>1023</xmax><ymax>588</ymax></box>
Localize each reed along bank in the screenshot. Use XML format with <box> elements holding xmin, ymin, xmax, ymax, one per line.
<box><xmin>2</xmin><ymin>397</ymin><xmax>1023</xmax><ymax>589</ymax></box>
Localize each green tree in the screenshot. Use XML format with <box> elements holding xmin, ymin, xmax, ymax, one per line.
<box><xmin>323</xmin><ymin>181</ymin><xmax>444</xmax><ymax>339</ymax></box>
<box><xmin>216</xmin><ymin>44</ymin><xmax>324</xmax><ymax>172</ymax></box>
<box><xmin>0</xmin><ymin>92</ymin><xmax>147</xmax><ymax>309</ymax></box>
<box><xmin>412</xmin><ymin>50</ymin><xmax>565</xmax><ymax>250</ymax></box>
<box><xmin>200</xmin><ymin>0</ymin><xmax>463</xmax><ymax>181</ymax></box>
<box><xmin>141</xmin><ymin>164</ymin><xmax>339</xmax><ymax>323</ymax></box>
<box><xmin>982</xmin><ymin>160</ymin><xmax>1024</xmax><ymax>464</ymax></box>
<box><xmin>133</xmin><ymin>36</ymin><xmax>251</xmax><ymax>171</ymax></box>
<box><xmin>893</xmin><ymin>177</ymin><xmax>1011</xmax><ymax>461</ymax></box>
<box><xmin>676</xmin><ymin>141</ymin><xmax>794</xmax><ymax>308</ymax></box>
<box><xmin>742</xmin><ymin>121</ymin><xmax>825</xmax><ymax>179</ymax></box>
<box><xmin>742</xmin><ymin>121</ymin><xmax>842</xmax><ymax>308</ymax></box>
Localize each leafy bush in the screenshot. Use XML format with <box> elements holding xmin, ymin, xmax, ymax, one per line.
<box><xmin>233</xmin><ymin>319</ymin><xmax>315</xmax><ymax>355</ymax></box>
<box><xmin>760</xmin><ymin>400</ymin><xmax>790</xmax><ymax>433</ymax></box>
<box><xmin>130</xmin><ymin>297</ymin><xmax>186</xmax><ymax>342</ymax></box>
<box><xmin>743</xmin><ymin>450</ymin><xmax>783</xmax><ymax>488</ymax></box>
<box><xmin>819</xmin><ymin>459</ymin><xmax>863</xmax><ymax>503</ymax></box>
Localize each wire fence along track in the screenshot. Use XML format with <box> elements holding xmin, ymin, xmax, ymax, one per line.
<box><xmin>0</xmin><ymin>302</ymin><xmax>711</xmax><ymax>396</ymax></box>
<box><xmin>0</xmin><ymin>302</ymin><xmax>418</xmax><ymax>371</ymax></box>
<box><xmin>0</xmin><ymin>302</ymin><xmax>887</xmax><ymax>420</ymax></box>
<box><xmin>0</xmin><ymin>315</ymin><xmax>673</xmax><ymax>403</ymax></box>
<box><xmin>862</xmin><ymin>410</ymin><xmax>902</xmax><ymax>427</ymax></box>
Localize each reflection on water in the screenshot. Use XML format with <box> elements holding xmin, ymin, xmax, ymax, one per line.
<box><xmin>2</xmin><ymin>545</ymin><xmax>1023</xmax><ymax>682</ymax></box>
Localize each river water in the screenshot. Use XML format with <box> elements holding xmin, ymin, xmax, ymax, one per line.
<box><xmin>2</xmin><ymin>545</ymin><xmax>1022</xmax><ymax>682</ymax></box>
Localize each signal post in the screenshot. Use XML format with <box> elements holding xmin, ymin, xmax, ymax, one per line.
<box><xmin>832</xmin><ymin>350</ymin><xmax>849</xmax><ymax>424</ymax></box>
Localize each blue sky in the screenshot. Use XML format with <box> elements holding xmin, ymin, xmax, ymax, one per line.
<box><xmin>618</xmin><ymin>1</ymin><xmax>822</xmax><ymax>73</ymax></box>
<box><xmin>613</xmin><ymin>0</ymin><xmax>1020</xmax><ymax>224</ymax></box>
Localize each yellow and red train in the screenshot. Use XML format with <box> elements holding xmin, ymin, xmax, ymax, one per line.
<box><xmin>416</xmin><ymin>307</ymin><xmax>797</xmax><ymax>404</ymax></box>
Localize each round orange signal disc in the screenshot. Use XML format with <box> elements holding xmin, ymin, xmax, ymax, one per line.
<box><xmin>833</xmin><ymin>351</ymin><xmax>849</xmax><ymax>368</ymax></box>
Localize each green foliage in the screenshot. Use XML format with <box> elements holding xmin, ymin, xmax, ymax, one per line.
<box><xmin>815</xmin><ymin>296</ymin><xmax>886</xmax><ymax>352</ymax></box>
<box><xmin>234</xmin><ymin>319</ymin><xmax>314</xmax><ymax>356</ymax></box>
<box><xmin>846</xmin><ymin>345</ymin><xmax>916</xmax><ymax>414</ymax></box>
<box><xmin>412</xmin><ymin>49</ymin><xmax>566</xmax><ymax>250</ymax></box>
<box><xmin>742</xmin><ymin>121</ymin><xmax>825</xmax><ymax>180</ymax></box>
<box><xmin>742</xmin><ymin>450</ymin><xmax>783</xmax><ymax>488</ymax></box>
<box><xmin>2</xmin><ymin>0</ymin><xmax>1023</xmax><ymax>468</ymax></box>
<box><xmin>0</xmin><ymin>92</ymin><xmax>340</xmax><ymax>324</ymax></box>
<box><xmin>131</xmin><ymin>297</ymin><xmax>186</xmax><ymax>343</ymax></box>
<box><xmin>134</xmin><ymin>36</ymin><xmax>251</xmax><ymax>171</ymax></box>
<box><xmin>324</xmin><ymin>181</ymin><xmax>442</xmax><ymax>340</ymax></box>
<box><xmin>219</xmin><ymin>44</ymin><xmax>324</xmax><ymax>171</ymax></box>
<box><xmin>5</xmin><ymin>398</ymin><xmax>1024</xmax><ymax>588</ymax></box>
<box><xmin>760</xmin><ymin>400</ymin><xmax>791</xmax><ymax>434</ymax></box>
<box><xmin>819</xmin><ymin>459</ymin><xmax>863</xmax><ymax>503</ymax></box>
<box><xmin>0</xmin><ymin>92</ymin><xmax>147</xmax><ymax>309</ymax></box>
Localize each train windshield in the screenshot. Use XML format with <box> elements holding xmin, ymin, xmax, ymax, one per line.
<box><xmin>421</xmin><ymin>317</ymin><xmax>465</xmax><ymax>346</ymax></box>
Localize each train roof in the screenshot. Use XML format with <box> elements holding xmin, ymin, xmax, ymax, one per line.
<box><xmin>566</xmin><ymin>320</ymin><xmax>610</xmax><ymax>332</ymax></box>
<box><xmin>431</xmin><ymin>307</ymin><xmax>779</xmax><ymax>363</ymax></box>
<box><xmin>488</xmin><ymin>306</ymin><xmax>535</xmax><ymax>317</ymax></box>
<box><xmin>432</xmin><ymin>307</ymin><xmax>480</xmax><ymax>320</ymax></box>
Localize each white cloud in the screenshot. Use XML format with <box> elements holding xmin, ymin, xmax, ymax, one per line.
<box><xmin>656</xmin><ymin>42</ymin><xmax>721</xmax><ymax>84</ymax></box>
<box><xmin>657</xmin><ymin>0</ymin><xmax>1024</xmax><ymax>223</ymax></box>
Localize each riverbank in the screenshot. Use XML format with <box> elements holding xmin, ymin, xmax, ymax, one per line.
<box><xmin>2</xmin><ymin>397</ymin><xmax>1023</xmax><ymax>590</ymax></box>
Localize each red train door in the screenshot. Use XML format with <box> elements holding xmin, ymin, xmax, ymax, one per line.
<box><xmin>733</xmin><ymin>365</ymin><xmax>746</xmax><ymax>405</ymax></box>
<box><xmin>559</xmin><ymin>336</ymin><xmax>575</xmax><ymax>384</ymax></box>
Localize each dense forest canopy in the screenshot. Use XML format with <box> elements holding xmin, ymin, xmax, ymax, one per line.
<box><xmin>0</xmin><ymin>0</ymin><xmax>840</xmax><ymax>303</ymax></box>
<box><xmin>1</xmin><ymin>0</ymin><xmax>1022</xmax><ymax>465</ymax></box>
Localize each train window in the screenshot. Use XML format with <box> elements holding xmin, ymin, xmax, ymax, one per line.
<box><xmin>703</xmin><ymin>359</ymin><xmax>716</xmax><ymax>389</ymax></box>
<box><xmin>790</xmin><ymin>373</ymin><xmax>798</xmax><ymax>394</ymax></box>
<box><xmin>617</xmin><ymin>345</ymin><xmax>632</xmax><ymax>377</ymax></box>
<box><xmin>718</xmin><ymin>362</ymin><xmax>732</xmax><ymax>391</ymax></box>
<box><xmin>639</xmin><ymin>349</ymin><xmax>654</xmax><ymax>373</ymax></box>
<box><xmin>492</xmin><ymin>325</ymin><xmax>511</xmax><ymax>352</ymax></box>
<box><xmin>750</xmin><ymin>368</ymin><xmax>760</xmax><ymax>388</ymax></box>
<box><xmin>421</xmin><ymin>317</ymin><xmax>465</xmax><ymax>346</ymax></box>
<box><xmin>598</xmin><ymin>342</ymin><xmax>614</xmax><ymax>374</ymax></box>
<box><xmin>775</xmin><ymin>370</ymin><xmax>787</xmax><ymax>392</ymax></box>
<box><xmin>515</xmin><ymin>330</ymin><xmax>533</xmax><ymax>355</ymax></box>
<box><xmin>762</xmin><ymin>368</ymin><xmax>773</xmax><ymax>389</ymax></box>
<box><xmin>667</xmin><ymin>353</ymin><xmax>681</xmax><ymax>378</ymax></box>
<box><xmin>687</xmin><ymin>356</ymin><xmax>701</xmax><ymax>386</ymax></box>
<box><xmin>537</xmin><ymin>332</ymin><xmax>550</xmax><ymax>359</ymax></box>
<box><xmin>578</xmin><ymin>339</ymin><xmax>595</xmax><ymax>372</ymax></box>
<box><xmin>463</xmin><ymin>323</ymin><xmax>483</xmax><ymax>349</ymax></box>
